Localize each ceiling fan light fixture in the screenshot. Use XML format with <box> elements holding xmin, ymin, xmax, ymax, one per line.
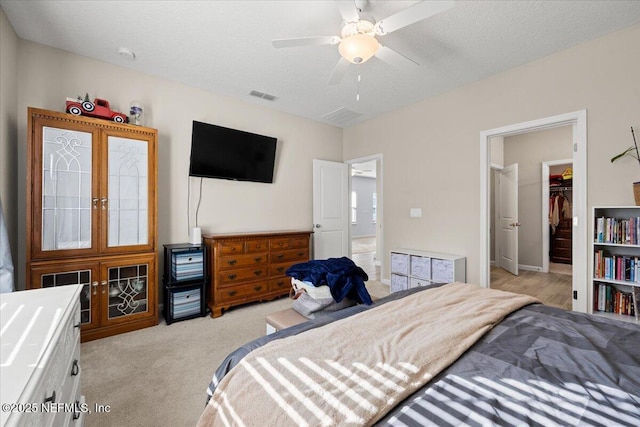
<box><xmin>338</xmin><ymin>34</ymin><xmax>379</xmax><ymax>64</ymax></box>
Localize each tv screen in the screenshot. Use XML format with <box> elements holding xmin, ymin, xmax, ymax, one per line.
<box><xmin>188</xmin><ymin>121</ymin><xmax>277</xmax><ymax>183</ymax></box>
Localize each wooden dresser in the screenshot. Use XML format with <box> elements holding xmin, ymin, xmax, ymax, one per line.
<box><xmin>203</xmin><ymin>231</ymin><xmax>312</xmax><ymax>317</ymax></box>
<box><xmin>550</xmin><ymin>217</ymin><xmax>572</xmax><ymax>264</ymax></box>
<box><xmin>0</xmin><ymin>285</ymin><xmax>85</xmax><ymax>427</ymax></box>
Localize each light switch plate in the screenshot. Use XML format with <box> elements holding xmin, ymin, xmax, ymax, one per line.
<box><xmin>410</xmin><ymin>208</ymin><xmax>422</xmax><ymax>218</ymax></box>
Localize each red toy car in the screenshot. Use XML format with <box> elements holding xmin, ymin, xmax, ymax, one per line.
<box><xmin>66</xmin><ymin>97</ymin><xmax>129</xmax><ymax>123</ymax></box>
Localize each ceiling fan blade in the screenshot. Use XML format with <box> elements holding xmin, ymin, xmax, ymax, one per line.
<box><xmin>375</xmin><ymin>44</ymin><xmax>419</xmax><ymax>72</ymax></box>
<box><xmin>272</xmin><ymin>36</ymin><xmax>339</xmax><ymax>48</ymax></box>
<box><xmin>376</xmin><ymin>0</ymin><xmax>454</xmax><ymax>35</ymax></box>
<box><xmin>336</xmin><ymin>0</ymin><xmax>359</xmax><ymax>23</ymax></box>
<box><xmin>328</xmin><ymin>57</ymin><xmax>351</xmax><ymax>85</ymax></box>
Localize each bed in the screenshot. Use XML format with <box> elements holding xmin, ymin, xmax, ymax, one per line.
<box><xmin>198</xmin><ymin>282</ymin><xmax>640</xmax><ymax>426</ymax></box>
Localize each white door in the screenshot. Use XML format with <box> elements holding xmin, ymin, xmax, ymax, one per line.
<box><xmin>497</xmin><ymin>164</ymin><xmax>519</xmax><ymax>275</ymax></box>
<box><xmin>312</xmin><ymin>159</ymin><xmax>349</xmax><ymax>259</ymax></box>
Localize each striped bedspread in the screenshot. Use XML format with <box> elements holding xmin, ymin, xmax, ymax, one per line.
<box><xmin>197</xmin><ymin>282</ymin><xmax>538</xmax><ymax>426</ymax></box>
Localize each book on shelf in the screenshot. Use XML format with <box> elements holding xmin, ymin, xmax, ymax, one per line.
<box><xmin>593</xmin><ymin>250</ymin><xmax>640</xmax><ymax>283</ymax></box>
<box><xmin>594</xmin><ymin>282</ymin><xmax>636</xmax><ymax>318</ymax></box>
<box><xmin>594</xmin><ymin>216</ymin><xmax>640</xmax><ymax>245</ymax></box>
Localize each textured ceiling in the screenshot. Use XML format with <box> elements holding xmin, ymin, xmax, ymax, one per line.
<box><xmin>2</xmin><ymin>0</ymin><xmax>640</xmax><ymax>127</ymax></box>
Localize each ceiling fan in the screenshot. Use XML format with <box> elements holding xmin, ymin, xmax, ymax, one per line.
<box><xmin>272</xmin><ymin>0</ymin><xmax>454</xmax><ymax>84</ymax></box>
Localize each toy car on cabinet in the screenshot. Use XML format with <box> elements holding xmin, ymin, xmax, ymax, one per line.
<box><xmin>65</xmin><ymin>97</ymin><xmax>129</xmax><ymax>123</ymax></box>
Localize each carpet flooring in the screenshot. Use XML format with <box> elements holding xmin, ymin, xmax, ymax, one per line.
<box><xmin>81</xmin><ymin>280</ymin><xmax>390</xmax><ymax>426</ymax></box>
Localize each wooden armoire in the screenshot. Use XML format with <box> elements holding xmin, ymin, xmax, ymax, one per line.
<box><xmin>26</xmin><ymin>107</ymin><xmax>158</xmax><ymax>341</ymax></box>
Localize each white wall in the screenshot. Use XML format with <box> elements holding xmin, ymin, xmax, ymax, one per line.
<box><xmin>343</xmin><ymin>23</ymin><xmax>640</xmax><ymax>284</ymax></box>
<box><xmin>11</xmin><ymin>39</ymin><xmax>342</xmax><ymax>289</ymax></box>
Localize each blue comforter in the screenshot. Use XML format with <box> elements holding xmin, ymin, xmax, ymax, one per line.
<box><xmin>286</xmin><ymin>257</ymin><xmax>372</xmax><ymax>305</ymax></box>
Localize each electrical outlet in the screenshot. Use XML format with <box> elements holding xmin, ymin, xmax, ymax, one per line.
<box><xmin>410</xmin><ymin>208</ymin><xmax>422</xmax><ymax>218</ymax></box>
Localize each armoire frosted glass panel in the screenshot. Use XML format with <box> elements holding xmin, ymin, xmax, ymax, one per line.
<box><xmin>41</xmin><ymin>126</ymin><xmax>93</xmax><ymax>250</ymax></box>
<box><xmin>108</xmin><ymin>136</ymin><xmax>148</xmax><ymax>247</ymax></box>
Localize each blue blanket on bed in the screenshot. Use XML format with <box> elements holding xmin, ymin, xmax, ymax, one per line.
<box><xmin>286</xmin><ymin>257</ymin><xmax>372</xmax><ymax>305</ymax></box>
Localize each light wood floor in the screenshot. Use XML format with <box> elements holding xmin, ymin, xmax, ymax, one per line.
<box><xmin>351</xmin><ymin>236</ymin><xmax>380</xmax><ymax>282</ymax></box>
<box><xmin>491</xmin><ymin>266</ymin><xmax>572</xmax><ymax>310</ymax></box>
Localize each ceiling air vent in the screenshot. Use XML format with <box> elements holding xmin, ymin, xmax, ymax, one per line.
<box><xmin>321</xmin><ymin>107</ymin><xmax>362</xmax><ymax>125</ymax></box>
<box><xmin>249</xmin><ymin>90</ymin><xmax>278</xmax><ymax>101</ymax></box>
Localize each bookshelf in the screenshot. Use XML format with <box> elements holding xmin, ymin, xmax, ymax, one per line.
<box><xmin>592</xmin><ymin>206</ymin><xmax>640</xmax><ymax>324</ymax></box>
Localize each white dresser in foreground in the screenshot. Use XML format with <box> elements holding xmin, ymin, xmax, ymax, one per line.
<box><xmin>390</xmin><ymin>249</ymin><xmax>466</xmax><ymax>293</ymax></box>
<box><xmin>1</xmin><ymin>285</ymin><xmax>85</xmax><ymax>427</ymax></box>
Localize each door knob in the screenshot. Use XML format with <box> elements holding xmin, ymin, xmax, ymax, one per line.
<box><xmin>510</xmin><ymin>222</ymin><xmax>521</xmax><ymax>227</ymax></box>
<box><xmin>314</xmin><ymin>224</ymin><xmax>321</xmax><ymax>228</ymax></box>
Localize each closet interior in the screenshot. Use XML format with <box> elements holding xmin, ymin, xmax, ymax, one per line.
<box><xmin>549</xmin><ymin>167</ymin><xmax>573</xmax><ymax>265</ymax></box>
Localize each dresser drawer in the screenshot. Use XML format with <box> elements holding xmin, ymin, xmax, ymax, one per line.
<box><xmin>53</xmin><ymin>341</ymin><xmax>82</xmax><ymax>427</ymax></box>
<box><xmin>270</xmin><ymin>238</ymin><xmax>291</xmax><ymax>250</ymax></box>
<box><xmin>246</xmin><ymin>239</ymin><xmax>269</xmax><ymax>253</ymax></box>
<box><xmin>289</xmin><ymin>236</ymin><xmax>309</xmax><ymax>249</ymax></box>
<box><xmin>217</xmin><ymin>241</ymin><xmax>245</xmax><ymax>255</ymax></box>
<box><xmin>553</xmin><ymin>238</ymin><xmax>571</xmax><ymax>249</ymax></box>
<box><xmin>270</xmin><ymin>248</ymin><xmax>309</xmax><ymax>263</ymax></box>
<box><xmin>216</xmin><ymin>282</ymin><xmax>268</xmax><ymax>303</ymax></box>
<box><xmin>270</xmin><ymin>261</ymin><xmax>301</xmax><ymax>277</ymax></box>
<box><xmin>269</xmin><ymin>277</ymin><xmax>290</xmax><ymax>293</ymax></box>
<box><xmin>552</xmin><ymin>247</ymin><xmax>572</xmax><ymax>259</ymax></box>
<box><xmin>217</xmin><ymin>266</ymin><xmax>268</xmax><ymax>286</ymax></box>
<box><xmin>218</xmin><ymin>252</ymin><xmax>268</xmax><ymax>270</ymax></box>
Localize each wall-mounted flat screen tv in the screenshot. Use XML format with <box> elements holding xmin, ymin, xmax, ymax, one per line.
<box><xmin>188</xmin><ymin>121</ymin><xmax>277</xmax><ymax>183</ymax></box>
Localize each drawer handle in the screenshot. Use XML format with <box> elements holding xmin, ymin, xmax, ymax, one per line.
<box><xmin>227</xmin><ymin>260</ymin><xmax>237</xmax><ymax>265</ymax></box>
<box><xmin>254</xmin><ymin>257</ymin><xmax>262</xmax><ymax>262</ymax></box>
<box><xmin>276</xmin><ymin>254</ymin><xmax>284</xmax><ymax>259</ymax></box>
<box><xmin>227</xmin><ymin>274</ymin><xmax>237</xmax><ymax>280</ymax></box>
<box><xmin>276</xmin><ymin>281</ymin><xmax>285</xmax><ymax>287</ymax></box>
<box><xmin>276</xmin><ymin>267</ymin><xmax>284</xmax><ymax>272</ymax></box>
<box><xmin>73</xmin><ymin>401</ymin><xmax>81</xmax><ymax>420</ymax></box>
<box><xmin>228</xmin><ymin>290</ymin><xmax>237</xmax><ymax>297</ymax></box>
<box><xmin>44</xmin><ymin>390</ymin><xmax>56</xmax><ymax>404</ymax></box>
<box><xmin>254</xmin><ymin>285</ymin><xmax>262</xmax><ymax>292</ymax></box>
<box><xmin>71</xmin><ymin>359</ymin><xmax>80</xmax><ymax>376</ymax></box>
<box><xmin>253</xmin><ymin>270</ymin><xmax>263</xmax><ymax>276</ymax></box>
<box><xmin>297</xmin><ymin>252</ymin><xmax>304</xmax><ymax>257</ymax></box>
<box><xmin>255</xmin><ymin>244</ymin><xmax>262</xmax><ymax>248</ymax></box>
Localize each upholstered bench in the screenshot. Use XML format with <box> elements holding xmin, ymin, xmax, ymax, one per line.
<box><xmin>265</xmin><ymin>308</ymin><xmax>308</xmax><ymax>335</ymax></box>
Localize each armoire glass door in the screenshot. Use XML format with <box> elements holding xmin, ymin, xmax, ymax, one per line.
<box><xmin>33</xmin><ymin>123</ymin><xmax>100</xmax><ymax>259</ymax></box>
<box><xmin>101</xmin><ymin>132</ymin><xmax>155</xmax><ymax>254</ymax></box>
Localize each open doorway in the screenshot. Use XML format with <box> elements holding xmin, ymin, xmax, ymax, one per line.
<box><xmin>349</xmin><ymin>157</ymin><xmax>382</xmax><ymax>282</ymax></box>
<box><xmin>489</xmin><ymin>127</ymin><xmax>574</xmax><ymax>310</ymax></box>
<box><xmin>480</xmin><ymin>110</ymin><xmax>587</xmax><ymax>313</ymax></box>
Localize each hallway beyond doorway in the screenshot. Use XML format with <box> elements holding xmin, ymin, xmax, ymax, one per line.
<box><xmin>352</xmin><ymin>236</ymin><xmax>379</xmax><ymax>282</ymax></box>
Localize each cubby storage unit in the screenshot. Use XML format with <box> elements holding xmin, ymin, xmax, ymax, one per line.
<box><xmin>163</xmin><ymin>243</ymin><xmax>208</xmax><ymax>324</ymax></box>
<box><xmin>390</xmin><ymin>249</ymin><xmax>466</xmax><ymax>293</ymax></box>
<box><xmin>592</xmin><ymin>206</ymin><xmax>640</xmax><ymax>323</ymax></box>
